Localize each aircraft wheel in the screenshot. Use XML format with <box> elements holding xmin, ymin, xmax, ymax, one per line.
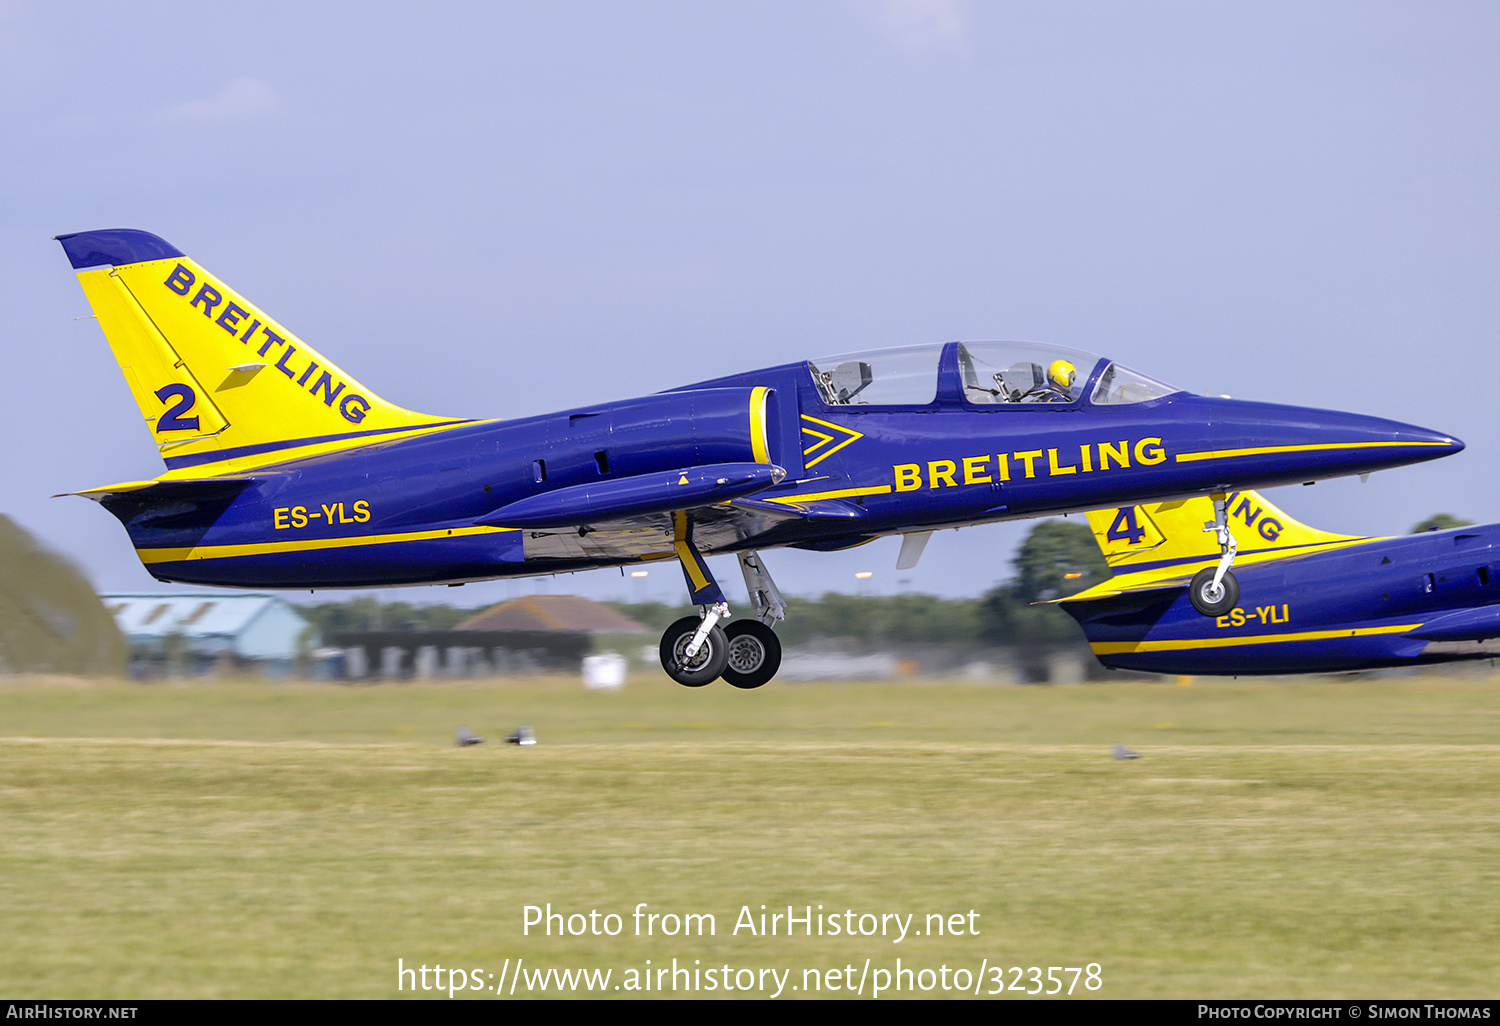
<box><xmin>660</xmin><ymin>616</ymin><xmax>729</xmax><ymax>687</ymax></box>
<box><xmin>721</xmin><ymin>620</ymin><xmax>782</xmax><ymax>689</ymax></box>
<box><xmin>1189</xmin><ymin>568</ymin><xmax>1239</xmax><ymax>617</ymax></box>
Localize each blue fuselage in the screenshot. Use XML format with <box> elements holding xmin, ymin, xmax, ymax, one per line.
<box><xmin>110</xmin><ymin>346</ymin><xmax>1462</xmax><ymax>591</ymax></box>
<box><xmin>1066</xmin><ymin>525</ymin><xmax>1500</xmax><ymax>674</ymax></box>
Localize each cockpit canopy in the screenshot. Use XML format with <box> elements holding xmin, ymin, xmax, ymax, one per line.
<box><xmin>806</xmin><ymin>341</ymin><xmax>1181</xmax><ymax>408</ymax></box>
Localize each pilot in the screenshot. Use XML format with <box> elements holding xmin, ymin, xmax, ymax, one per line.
<box><xmin>1027</xmin><ymin>359</ymin><xmax>1077</xmax><ymax>403</ymax></box>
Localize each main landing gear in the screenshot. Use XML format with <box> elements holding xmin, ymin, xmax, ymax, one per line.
<box><xmin>659</xmin><ymin>612</ymin><xmax>730</xmax><ymax>686</ymax></box>
<box><xmin>722</xmin><ymin>620</ymin><xmax>781</xmax><ymax>690</ymax></box>
<box><xmin>1189</xmin><ymin>492</ymin><xmax>1240</xmax><ymax>617</ymax></box>
<box><xmin>658</xmin><ymin>549</ymin><xmax>785</xmax><ymax>689</ymax></box>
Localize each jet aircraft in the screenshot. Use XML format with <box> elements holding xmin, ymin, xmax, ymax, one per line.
<box><xmin>1059</xmin><ymin>491</ymin><xmax>1500</xmax><ymax>674</ymax></box>
<box><xmin>55</xmin><ymin>229</ymin><xmax>1464</xmax><ymax>688</ymax></box>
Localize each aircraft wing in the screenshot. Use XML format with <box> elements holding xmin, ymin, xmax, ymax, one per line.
<box><xmin>472</xmin><ymin>460</ymin><xmax>876</xmax><ymax>564</ymax></box>
<box><xmin>1053</xmin><ymin>543</ymin><xmax>1372</xmax><ymax>607</ymax></box>
<box><xmin>1052</xmin><ymin>568</ymin><xmax>1201</xmax><ymax>604</ymax></box>
<box><xmin>513</xmin><ymin>494</ymin><xmax>869</xmax><ymax>564</ymax></box>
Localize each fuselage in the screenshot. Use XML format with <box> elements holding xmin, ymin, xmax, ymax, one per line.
<box><xmin>1067</xmin><ymin>524</ymin><xmax>1500</xmax><ymax>674</ymax></box>
<box><xmin>111</xmin><ymin>341</ymin><xmax>1463</xmax><ymax>590</ymax></box>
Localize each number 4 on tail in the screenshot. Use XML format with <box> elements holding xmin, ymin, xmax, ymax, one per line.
<box><xmin>1106</xmin><ymin>507</ymin><xmax>1147</xmax><ymax>545</ymax></box>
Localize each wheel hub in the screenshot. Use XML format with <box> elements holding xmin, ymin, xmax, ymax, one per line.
<box><xmin>674</xmin><ymin>634</ymin><xmax>713</xmax><ymax>670</ymax></box>
<box><xmin>727</xmin><ymin>636</ymin><xmax>765</xmax><ymax>673</ymax></box>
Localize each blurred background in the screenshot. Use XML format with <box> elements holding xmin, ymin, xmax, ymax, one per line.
<box><xmin>3</xmin><ymin>0</ymin><xmax>1495</xmax><ymax>613</ymax></box>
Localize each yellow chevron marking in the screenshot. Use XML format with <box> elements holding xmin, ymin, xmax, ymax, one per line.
<box><xmin>800</xmin><ymin>415</ymin><xmax>863</xmax><ymax>468</ymax></box>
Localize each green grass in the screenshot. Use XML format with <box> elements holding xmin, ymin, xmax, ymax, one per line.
<box><xmin>0</xmin><ymin>673</ymin><xmax>1497</xmax><ymax>998</ymax></box>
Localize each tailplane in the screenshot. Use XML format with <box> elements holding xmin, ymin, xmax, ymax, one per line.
<box><xmin>58</xmin><ymin>229</ymin><xmax>462</xmax><ymax>473</ymax></box>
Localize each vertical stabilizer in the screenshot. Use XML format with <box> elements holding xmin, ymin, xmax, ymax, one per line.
<box><xmin>58</xmin><ymin>229</ymin><xmax>462</xmax><ymax>472</ymax></box>
<box><xmin>1083</xmin><ymin>490</ymin><xmax>1365</xmax><ymax>574</ymax></box>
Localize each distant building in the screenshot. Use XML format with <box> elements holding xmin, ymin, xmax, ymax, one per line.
<box><xmin>455</xmin><ymin>595</ymin><xmax>651</xmax><ymax>634</ymax></box>
<box><xmin>101</xmin><ymin>594</ymin><xmax>315</xmax><ymax>677</ymax></box>
<box><xmin>332</xmin><ymin>595</ymin><xmax>650</xmax><ymax>679</ymax></box>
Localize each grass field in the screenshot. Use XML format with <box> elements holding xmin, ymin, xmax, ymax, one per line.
<box><xmin>1</xmin><ymin>671</ymin><xmax>1497</xmax><ymax>999</ymax></box>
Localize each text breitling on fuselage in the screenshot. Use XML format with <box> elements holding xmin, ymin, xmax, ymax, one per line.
<box><xmin>893</xmin><ymin>438</ymin><xmax>1166</xmax><ymax>490</ymax></box>
<box><xmin>162</xmin><ymin>264</ymin><xmax>372</xmax><ymax>424</ymax></box>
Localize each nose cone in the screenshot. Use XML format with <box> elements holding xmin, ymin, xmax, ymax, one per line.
<box><xmin>1181</xmin><ymin>397</ymin><xmax>1463</xmax><ymax>487</ymax></box>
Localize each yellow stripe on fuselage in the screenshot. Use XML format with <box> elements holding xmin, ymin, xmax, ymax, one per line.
<box><xmin>156</xmin><ymin>420</ymin><xmax>484</xmax><ymax>479</ymax></box>
<box><xmin>764</xmin><ymin>485</ymin><xmax>892</xmax><ymax>504</ymax></box>
<box><xmin>1174</xmin><ymin>441</ymin><xmax>1452</xmax><ymax>464</ymax></box>
<box><xmin>1090</xmin><ymin>623</ymin><xmax>1423</xmax><ymax>655</ymax></box>
<box><xmin>138</xmin><ymin>524</ymin><xmax>516</xmax><ymax>564</ymax></box>
<box><xmin>1059</xmin><ymin>535</ymin><xmax>1382</xmax><ymax>602</ymax></box>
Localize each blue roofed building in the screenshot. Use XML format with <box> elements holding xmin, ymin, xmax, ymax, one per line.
<box><xmin>101</xmin><ymin>594</ymin><xmax>316</xmax><ymax>678</ymax></box>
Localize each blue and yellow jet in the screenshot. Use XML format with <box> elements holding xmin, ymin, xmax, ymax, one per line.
<box><xmin>1060</xmin><ymin>491</ymin><xmax>1500</xmax><ymax>674</ymax></box>
<box><xmin>56</xmin><ymin>229</ymin><xmax>1464</xmax><ymax>688</ymax></box>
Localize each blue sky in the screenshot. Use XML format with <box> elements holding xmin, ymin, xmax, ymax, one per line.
<box><xmin>2</xmin><ymin>1</ymin><xmax>1496</xmax><ymax>606</ymax></box>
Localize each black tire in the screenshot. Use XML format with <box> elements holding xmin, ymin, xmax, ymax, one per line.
<box><xmin>659</xmin><ymin>616</ymin><xmax>729</xmax><ymax>687</ymax></box>
<box><xmin>1189</xmin><ymin>567</ymin><xmax>1239</xmax><ymax>617</ymax></box>
<box><xmin>721</xmin><ymin>620</ymin><xmax>782</xmax><ymax>690</ymax></box>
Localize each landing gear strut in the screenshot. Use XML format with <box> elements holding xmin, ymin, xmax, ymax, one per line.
<box><xmin>1189</xmin><ymin>492</ymin><xmax>1240</xmax><ymax>617</ymax></box>
<box><xmin>721</xmin><ymin>551</ymin><xmax>786</xmax><ymax>689</ymax></box>
<box><xmin>655</xmin><ymin>526</ymin><xmax>786</xmax><ymax>688</ymax></box>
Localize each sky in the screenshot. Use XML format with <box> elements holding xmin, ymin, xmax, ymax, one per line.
<box><xmin>2</xmin><ymin>1</ymin><xmax>1496</xmax><ymax>609</ymax></box>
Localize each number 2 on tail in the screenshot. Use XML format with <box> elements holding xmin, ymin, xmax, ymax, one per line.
<box><xmin>154</xmin><ymin>384</ymin><xmax>200</xmax><ymax>432</ymax></box>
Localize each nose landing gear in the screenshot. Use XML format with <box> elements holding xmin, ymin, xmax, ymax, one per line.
<box><xmin>1189</xmin><ymin>492</ymin><xmax>1240</xmax><ymax>617</ymax></box>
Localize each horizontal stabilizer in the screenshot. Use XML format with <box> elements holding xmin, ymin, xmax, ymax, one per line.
<box><xmin>59</xmin><ymin>480</ymin><xmax>164</xmax><ymax>500</ymax></box>
<box><xmin>62</xmin><ymin>475</ymin><xmax>275</xmax><ymax>502</ymax></box>
<box><xmin>62</xmin><ymin>474</ymin><xmax>268</xmax><ymax>547</ymax></box>
<box><xmin>1054</xmin><ymin>577</ymin><xmax>1192</xmax><ymax>604</ymax></box>
<box><xmin>476</xmin><ymin>463</ymin><xmax>786</xmax><ymax>529</ymax></box>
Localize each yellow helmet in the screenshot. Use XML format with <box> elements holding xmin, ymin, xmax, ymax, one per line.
<box><xmin>1048</xmin><ymin>359</ymin><xmax>1076</xmax><ymax>391</ymax></box>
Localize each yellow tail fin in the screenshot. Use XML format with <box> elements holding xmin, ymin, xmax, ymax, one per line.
<box><xmin>1083</xmin><ymin>491</ymin><xmax>1363</xmax><ymax>573</ymax></box>
<box><xmin>59</xmin><ymin>229</ymin><xmax>460</xmax><ymax>473</ymax></box>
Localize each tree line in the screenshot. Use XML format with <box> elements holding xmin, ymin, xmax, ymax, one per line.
<box><xmin>299</xmin><ymin>510</ymin><xmax>1472</xmax><ymax>647</ymax></box>
<box><xmin>297</xmin><ymin>518</ymin><xmax>1110</xmax><ymax>648</ymax></box>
